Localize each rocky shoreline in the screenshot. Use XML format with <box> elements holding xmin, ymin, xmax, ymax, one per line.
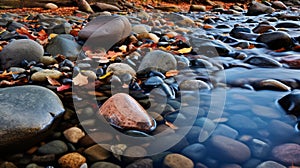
<box><xmin>0</xmin><ymin>0</ymin><xmax>300</xmax><ymax>168</ymax></box>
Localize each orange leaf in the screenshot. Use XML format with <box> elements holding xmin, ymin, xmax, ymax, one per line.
<box><xmin>73</xmin><ymin>73</ymin><xmax>88</xmax><ymax>86</ymax></box>
<box><xmin>166</xmin><ymin>70</ymin><xmax>179</xmax><ymax>77</ymax></box>
<box><xmin>165</xmin><ymin>121</ymin><xmax>178</xmax><ymax>130</ymax></box>
<box><xmin>275</xmin><ymin>47</ymin><xmax>286</xmax><ymax>52</ymax></box>
<box><xmin>37</xmin><ymin>29</ymin><xmax>48</xmax><ymax>41</ymax></box>
<box><xmin>203</xmin><ymin>24</ymin><xmax>214</xmax><ymax>29</ymax></box>
<box><xmin>16</xmin><ymin>27</ymin><xmax>37</xmax><ymax>40</ymax></box>
<box><xmin>47</xmin><ymin>76</ymin><xmax>61</xmax><ymax>86</ymax></box>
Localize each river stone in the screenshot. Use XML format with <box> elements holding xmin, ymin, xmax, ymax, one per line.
<box><xmin>46</xmin><ymin>35</ymin><xmax>81</xmax><ymax>60</ymax></box>
<box><xmin>90</xmin><ymin>162</ymin><xmax>121</xmax><ymax>168</ymax></box>
<box><xmin>278</xmin><ymin>91</ymin><xmax>300</xmax><ymax>117</ymax></box>
<box><xmin>84</xmin><ymin>144</ymin><xmax>111</xmax><ymax>162</ymax></box>
<box><xmin>44</xmin><ymin>3</ymin><xmax>58</xmax><ymax>9</ymax></box>
<box><xmin>271</xmin><ymin>1</ymin><xmax>288</xmax><ymax>9</ymax></box>
<box><xmin>247</xmin><ymin>1</ymin><xmax>275</xmax><ymax>16</ymax></box>
<box><xmin>63</xmin><ymin>127</ymin><xmax>85</xmax><ymax>143</ymax></box>
<box><xmin>0</xmin><ymin>39</ymin><xmax>44</xmax><ymax>69</ymax></box>
<box><xmin>106</xmin><ymin>63</ymin><xmax>136</xmax><ymax>77</ymax></box>
<box><xmin>98</xmin><ymin>93</ymin><xmax>156</xmax><ymax>132</ymax></box>
<box><xmin>208</xmin><ymin>135</ymin><xmax>251</xmax><ymax>163</ymax></box>
<box><xmin>58</xmin><ymin>152</ymin><xmax>86</xmax><ymax>168</ymax></box>
<box><xmin>37</xmin><ymin>140</ymin><xmax>68</xmax><ymax>155</ymax></box>
<box><xmin>256</xmin><ymin>31</ymin><xmax>294</xmax><ymax>50</ymax></box>
<box><xmin>181</xmin><ymin>143</ymin><xmax>206</xmax><ymax>163</ymax></box>
<box><xmin>164</xmin><ymin>153</ymin><xmax>194</xmax><ymax>168</ymax></box>
<box><xmin>227</xmin><ymin>114</ymin><xmax>258</xmax><ymax>130</ymax></box>
<box><xmin>31</xmin><ymin>69</ymin><xmax>62</xmax><ymax>82</ymax></box>
<box><xmin>272</xmin><ymin>143</ymin><xmax>300</xmax><ymax>165</ymax></box>
<box><xmin>256</xmin><ymin>161</ymin><xmax>285</xmax><ymax>168</ymax></box>
<box><xmin>126</xmin><ymin>158</ymin><xmax>153</xmax><ymax>168</ymax></box>
<box><xmin>78</xmin><ymin>15</ymin><xmax>131</xmax><ymax>51</ymax></box>
<box><xmin>0</xmin><ymin>85</ymin><xmax>65</xmax><ymax>153</ymax></box>
<box><xmin>137</xmin><ymin>50</ymin><xmax>177</xmax><ymax>74</ymax></box>
<box><xmin>93</xmin><ymin>2</ymin><xmax>120</xmax><ymax>12</ymax></box>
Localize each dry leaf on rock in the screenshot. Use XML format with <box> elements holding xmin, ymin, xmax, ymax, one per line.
<box><xmin>73</xmin><ymin>73</ymin><xmax>88</xmax><ymax>86</ymax></box>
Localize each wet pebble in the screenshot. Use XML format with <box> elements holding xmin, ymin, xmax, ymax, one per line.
<box><xmin>256</xmin><ymin>31</ymin><xmax>294</xmax><ymax>50</ymax></box>
<box><xmin>207</xmin><ymin>135</ymin><xmax>251</xmax><ymax>163</ymax></box>
<box><xmin>125</xmin><ymin>158</ymin><xmax>153</xmax><ymax>168</ymax></box>
<box><xmin>63</xmin><ymin>127</ymin><xmax>85</xmax><ymax>143</ymax></box>
<box><xmin>106</xmin><ymin>63</ymin><xmax>136</xmax><ymax>77</ymax></box>
<box><xmin>98</xmin><ymin>93</ymin><xmax>156</xmax><ymax>132</ymax></box>
<box><xmin>0</xmin><ymin>39</ymin><xmax>44</xmax><ymax>69</ymax></box>
<box><xmin>84</xmin><ymin>144</ymin><xmax>111</xmax><ymax>162</ymax></box>
<box><xmin>181</xmin><ymin>143</ymin><xmax>206</xmax><ymax>163</ymax></box>
<box><xmin>58</xmin><ymin>152</ymin><xmax>86</xmax><ymax>168</ymax></box>
<box><xmin>0</xmin><ymin>85</ymin><xmax>64</xmax><ymax>153</ymax></box>
<box><xmin>38</xmin><ymin>140</ymin><xmax>68</xmax><ymax>155</ymax></box>
<box><xmin>163</xmin><ymin>153</ymin><xmax>194</xmax><ymax>168</ymax></box>
<box><xmin>272</xmin><ymin>143</ymin><xmax>300</xmax><ymax>165</ymax></box>
<box><xmin>31</xmin><ymin>69</ymin><xmax>62</xmax><ymax>82</ymax></box>
<box><xmin>247</xmin><ymin>1</ymin><xmax>275</xmax><ymax>16</ymax></box>
<box><xmin>138</xmin><ymin>50</ymin><xmax>177</xmax><ymax>74</ymax></box>
<box><xmin>90</xmin><ymin>162</ymin><xmax>121</xmax><ymax>168</ymax></box>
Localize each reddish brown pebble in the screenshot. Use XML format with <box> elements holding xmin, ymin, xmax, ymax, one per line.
<box><xmin>98</xmin><ymin>93</ymin><xmax>156</xmax><ymax>132</ymax></box>
<box><xmin>58</xmin><ymin>152</ymin><xmax>86</xmax><ymax>168</ymax></box>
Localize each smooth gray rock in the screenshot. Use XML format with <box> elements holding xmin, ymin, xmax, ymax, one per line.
<box><xmin>0</xmin><ymin>85</ymin><xmax>65</xmax><ymax>153</ymax></box>
<box><xmin>78</xmin><ymin>15</ymin><xmax>131</xmax><ymax>51</ymax></box>
<box><xmin>0</xmin><ymin>39</ymin><xmax>44</xmax><ymax>69</ymax></box>
<box><xmin>256</xmin><ymin>31</ymin><xmax>294</xmax><ymax>50</ymax></box>
<box><xmin>272</xmin><ymin>143</ymin><xmax>300</xmax><ymax>165</ymax></box>
<box><xmin>138</xmin><ymin>50</ymin><xmax>177</xmax><ymax>74</ymax></box>
<box><xmin>247</xmin><ymin>1</ymin><xmax>275</xmax><ymax>16</ymax></box>
<box><xmin>208</xmin><ymin>135</ymin><xmax>251</xmax><ymax>163</ymax></box>
<box><xmin>46</xmin><ymin>35</ymin><xmax>81</xmax><ymax>60</ymax></box>
<box><xmin>38</xmin><ymin>140</ymin><xmax>68</xmax><ymax>155</ymax></box>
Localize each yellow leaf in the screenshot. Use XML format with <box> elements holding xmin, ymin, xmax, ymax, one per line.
<box><xmin>177</xmin><ymin>47</ymin><xmax>192</xmax><ymax>54</ymax></box>
<box><xmin>99</xmin><ymin>71</ymin><xmax>113</xmax><ymax>80</ymax></box>
<box><xmin>73</xmin><ymin>73</ymin><xmax>88</xmax><ymax>86</ymax></box>
<box><xmin>119</xmin><ymin>45</ymin><xmax>127</xmax><ymax>53</ymax></box>
<box><xmin>49</xmin><ymin>33</ymin><xmax>58</xmax><ymax>39</ymax></box>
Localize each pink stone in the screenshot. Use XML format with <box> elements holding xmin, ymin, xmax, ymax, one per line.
<box><xmin>98</xmin><ymin>93</ymin><xmax>156</xmax><ymax>132</ymax></box>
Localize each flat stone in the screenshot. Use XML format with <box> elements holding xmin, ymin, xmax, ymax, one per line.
<box><xmin>181</xmin><ymin>143</ymin><xmax>206</xmax><ymax>163</ymax></box>
<box><xmin>106</xmin><ymin>63</ymin><xmax>136</xmax><ymax>77</ymax></box>
<box><xmin>84</xmin><ymin>144</ymin><xmax>111</xmax><ymax>162</ymax></box>
<box><xmin>44</xmin><ymin>3</ymin><xmax>58</xmax><ymax>9</ymax></box>
<box><xmin>78</xmin><ymin>15</ymin><xmax>131</xmax><ymax>51</ymax></box>
<box><xmin>90</xmin><ymin>162</ymin><xmax>121</xmax><ymax>168</ymax></box>
<box><xmin>0</xmin><ymin>39</ymin><xmax>44</xmax><ymax>69</ymax></box>
<box><xmin>268</xmin><ymin>119</ymin><xmax>294</xmax><ymax>139</ymax></box>
<box><xmin>256</xmin><ymin>161</ymin><xmax>285</xmax><ymax>168</ymax></box>
<box><xmin>38</xmin><ymin>140</ymin><xmax>68</xmax><ymax>155</ymax></box>
<box><xmin>126</xmin><ymin>158</ymin><xmax>153</xmax><ymax>168</ymax></box>
<box><xmin>0</xmin><ymin>85</ymin><xmax>65</xmax><ymax>153</ymax></box>
<box><xmin>212</xmin><ymin>124</ymin><xmax>239</xmax><ymax>139</ymax></box>
<box><xmin>208</xmin><ymin>135</ymin><xmax>251</xmax><ymax>163</ymax></box>
<box><xmin>58</xmin><ymin>152</ymin><xmax>86</xmax><ymax>168</ymax></box>
<box><xmin>31</xmin><ymin>69</ymin><xmax>62</xmax><ymax>82</ymax></box>
<box><xmin>164</xmin><ymin>153</ymin><xmax>194</xmax><ymax>168</ymax></box>
<box><xmin>272</xmin><ymin>143</ymin><xmax>300</xmax><ymax>165</ymax></box>
<box><xmin>93</xmin><ymin>2</ymin><xmax>120</xmax><ymax>12</ymax></box>
<box><xmin>179</xmin><ymin>80</ymin><xmax>211</xmax><ymax>90</ymax></box>
<box><xmin>227</xmin><ymin>114</ymin><xmax>258</xmax><ymax>130</ymax></box>
<box><xmin>98</xmin><ymin>93</ymin><xmax>156</xmax><ymax>132</ymax></box>
<box><xmin>189</xmin><ymin>5</ymin><xmax>206</xmax><ymax>12</ymax></box>
<box><xmin>46</xmin><ymin>35</ymin><xmax>81</xmax><ymax>60</ymax></box>
<box><xmin>39</xmin><ymin>56</ymin><xmax>58</xmax><ymax>66</ymax></box>
<box><xmin>138</xmin><ymin>50</ymin><xmax>177</xmax><ymax>74</ymax></box>
<box><xmin>256</xmin><ymin>31</ymin><xmax>294</xmax><ymax>50</ymax></box>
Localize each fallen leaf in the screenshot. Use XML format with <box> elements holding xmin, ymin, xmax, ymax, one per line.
<box><xmin>165</xmin><ymin>70</ymin><xmax>179</xmax><ymax>77</ymax></box>
<box><xmin>165</xmin><ymin>121</ymin><xmax>178</xmax><ymax>130</ymax></box>
<box><xmin>0</xmin><ymin>70</ymin><xmax>13</xmax><ymax>79</ymax></box>
<box><xmin>73</xmin><ymin>73</ymin><xmax>88</xmax><ymax>86</ymax></box>
<box><xmin>16</xmin><ymin>27</ymin><xmax>37</xmax><ymax>40</ymax></box>
<box><xmin>47</xmin><ymin>76</ymin><xmax>61</xmax><ymax>86</ymax></box>
<box><xmin>119</xmin><ymin>45</ymin><xmax>127</xmax><ymax>52</ymax></box>
<box><xmin>57</xmin><ymin>84</ymin><xmax>71</xmax><ymax>92</ymax></box>
<box><xmin>99</xmin><ymin>71</ymin><xmax>113</xmax><ymax>80</ymax></box>
<box><xmin>177</xmin><ymin>47</ymin><xmax>192</xmax><ymax>54</ymax></box>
